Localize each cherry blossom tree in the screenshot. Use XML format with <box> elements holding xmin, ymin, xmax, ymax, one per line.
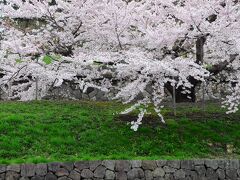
<box><xmin>0</xmin><ymin>0</ymin><xmax>239</xmax><ymax>130</ymax></box>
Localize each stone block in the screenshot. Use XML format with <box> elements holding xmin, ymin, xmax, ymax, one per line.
<box><xmin>21</xmin><ymin>164</ymin><xmax>35</xmax><ymax>177</ymax></box>
<box><xmin>102</xmin><ymin>161</ymin><xmax>115</xmax><ymax>171</ymax></box>
<box><xmin>74</xmin><ymin>161</ymin><xmax>89</xmax><ymax>172</ymax></box>
<box><xmin>226</xmin><ymin>169</ymin><xmax>238</xmax><ymax>180</ymax></box>
<box><xmin>44</xmin><ymin>173</ymin><xmax>57</xmax><ymax>180</ymax></box>
<box><xmin>181</xmin><ymin>160</ymin><xmax>194</xmax><ymax>170</ymax></box>
<box><xmin>195</xmin><ymin>165</ymin><xmax>206</xmax><ymax>176</ymax></box>
<box><xmin>226</xmin><ymin>160</ymin><xmax>239</xmax><ymax>169</ymax></box>
<box><xmin>69</xmin><ymin>170</ymin><xmax>81</xmax><ymax>180</ymax></box>
<box><xmin>55</xmin><ymin>168</ymin><xmax>69</xmax><ymax>177</ymax></box>
<box><xmin>163</xmin><ymin>166</ymin><xmax>176</xmax><ymax>173</ymax></box>
<box><xmin>88</xmin><ymin>89</ymin><xmax>97</xmax><ymax>99</ymax></box>
<box><xmin>131</xmin><ymin>160</ymin><xmax>142</xmax><ymax>168</ymax></box>
<box><xmin>142</xmin><ymin>161</ymin><xmax>157</xmax><ymax>170</ymax></box>
<box><xmin>127</xmin><ymin>168</ymin><xmax>144</xmax><ymax>180</ymax></box>
<box><xmin>193</xmin><ymin>160</ymin><xmax>204</xmax><ymax>165</ymax></box>
<box><xmin>153</xmin><ymin>167</ymin><xmax>165</xmax><ymax>177</ymax></box>
<box><xmin>189</xmin><ymin>170</ymin><xmax>198</xmax><ymax>179</ymax></box>
<box><xmin>174</xmin><ymin>169</ymin><xmax>186</xmax><ymax>179</ymax></box>
<box><xmin>48</xmin><ymin>163</ymin><xmax>60</xmax><ymax>173</ymax></box>
<box><xmin>115</xmin><ymin>161</ymin><xmax>131</xmax><ymax>172</ymax></box>
<box><xmin>164</xmin><ymin>173</ymin><xmax>174</xmax><ymax>180</ymax></box>
<box><xmin>6</xmin><ymin>171</ymin><xmax>20</xmax><ymax>180</ymax></box>
<box><xmin>145</xmin><ymin>170</ymin><xmax>153</xmax><ymax>180</ymax></box>
<box><xmin>7</xmin><ymin>165</ymin><xmax>20</xmax><ymax>172</ymax></box>
<box><xmin>89</xmin><ymin>161</ymin><xmax>101</xmax><ymax>171</ymax></box>
<box><xmin>206</xmin><ymin>168</ymin><xmax>218</xmax><ymax>180</ymax></box>
<box><xmin>167</xmin><ymin>160</ymin><xmax>180</xmax><ymax>169</ymax></box>
<box><xmin>35</xmin><ymin>164</ymin><xmax>47</xmax><ymax>176</ymax></box>
<box><xmin>105</xmin><ymin>170</ymin><xmax>115</xmax><ymax>180</ymax></box>
<box><xmin>216</xmin><ymin>168</ymin><xmax>225</xmax><ymax>180</ymax></box>
<box><xmin>94</xmin><ymin>165</ymin><xmax>106</xmax><ymax>178</ymax></box>
<box><xmin>60</xmin><ymin>162</ymin><xmax>73</xmax><ymax>172</ymax></box>
<box><xmin>81</xmin><ymin>169</ymin><xmax>93</xmax><ymax>179</ymax></box>
<box><xmin>156</xmin><ymin>160</ymin><xmax>167</xmax><ymax>167</ymax></box>
<box><xmin>115</xmin><ymin>171</ymin><xmax>127</xmax><ymax>180</ymax></box>
<box><xmin>0</xmin><ymin>165</ymin><xmax>6</xmax><ymax>174</ymax></box>
<box><xmin>205</xmin><ymin>160</ymin><xmax>218</xmax><ymax>170</ymax></box>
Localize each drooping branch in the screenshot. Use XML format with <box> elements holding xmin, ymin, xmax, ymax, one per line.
<box><xmin>165</xmin><ymin>76</ymin><xmax>198</xmax><ymax>103</ymax></box>
<box><xmin>164</xmin><ymin>36</ymin><xmax>206</xmax><ymax>103</ymax></box>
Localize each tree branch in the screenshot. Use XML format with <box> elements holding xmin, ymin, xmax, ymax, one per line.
<box><xmin>209</xmin><ymin>54</ymin><xmax>239</xmax><ymax>75</ymax></box>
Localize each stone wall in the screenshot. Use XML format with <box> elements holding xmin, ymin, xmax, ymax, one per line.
<box><xmin>42</xmin><ymin>83</ymin><xmax>109</xmax><ymax>101</ymax></box>
<box><xmin>0</xmin><ymin>74</ymin><xmax>227</xmax><ymax>102</ymax></box>
<box><xmin>0</xmin><ymin>160</ymin><xmax>240</xmax><ymax>180</ymax></box>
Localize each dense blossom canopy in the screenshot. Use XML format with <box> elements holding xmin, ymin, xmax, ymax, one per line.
<box><xmin>0</xmin><ymin>0</ymin><xmax>240</xmax><ymax>130</ymax></box>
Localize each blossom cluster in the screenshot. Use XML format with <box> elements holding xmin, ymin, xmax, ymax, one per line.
<box><xmin>0</xmin><ymin>0</ymin><xmax>240</xmax><ymax>130</ymax></box>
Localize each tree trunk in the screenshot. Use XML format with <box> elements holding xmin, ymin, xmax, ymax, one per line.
<box><xmin>165</xmin><ymin>36</ymin><xmax>205</xmax><ymax>103</ymax></box>
<box><xmin>196</xmin><ymin>36</ymin><xmax>206</xmax><ymax>65</ymax></box>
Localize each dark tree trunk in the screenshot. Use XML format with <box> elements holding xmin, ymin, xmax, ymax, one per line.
<box><xmin>166</xmin><ymin>36</ymin><xmax>206</xmax><ymax>103</ymax></box>
<box><xmin>166</xmin><ymin>35</ymin><xmax>238</xmax><ymax>103</ymax></box>
<box><xmin>196</xmin><ymin>36</ymin><xmax>206</xmax><ymax>65</ymax></box>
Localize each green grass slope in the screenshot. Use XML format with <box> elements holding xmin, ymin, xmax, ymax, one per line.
<box><xmin>0</xmin><ymin>101</ymin><xmax>239</xmax><ymax>164</ymax></box>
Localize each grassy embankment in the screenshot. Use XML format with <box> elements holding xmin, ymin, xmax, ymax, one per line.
<box><xmin>0</xmin><ymin>100</ymin><xmax>239</xmax><ymax>164</ymax></box>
